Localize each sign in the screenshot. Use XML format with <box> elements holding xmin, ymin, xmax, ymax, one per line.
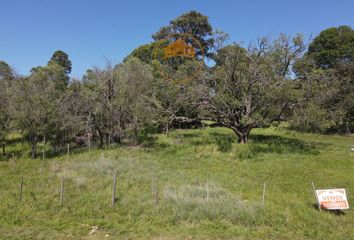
<box><xmin>315</xmin><ymin>188</ymin><xmax>349</xmax><ymax>210</ymax></box>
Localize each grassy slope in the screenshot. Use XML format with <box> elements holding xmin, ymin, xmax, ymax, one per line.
<box><xmin>0</xmin><ymin>126</ymin><xmax>353</xmax><ymax>239</ymax></box>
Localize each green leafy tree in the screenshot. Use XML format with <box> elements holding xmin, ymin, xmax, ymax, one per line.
<box><xmin>48</xmin><ymin>50</ymin><xmax>72</xmax><ymax>74</ymax></box>
<box><xmin>0</xmin><ymin>61</ymin><xmax>15</xmax><ymax>155</ymax></box>
<box><xmin>80</xmin><ymin>58</ymin><xmax>154</xmax><ymax>146</ymax></box>
<box><xmin>114</xmin><ymin>58</ymin><xmax>154</xmax><ymax>143</ymax></box>
<box><xmin>205</xmin><ymin>36</ymin><xmax>303</xmax><ymax>143</ymax></box>
<box><xmin>47</xmin><ymin>50</ymin><xmax>72</xmax><ymax>88</ymax></box>
<box><xmin>32</xmin><ymin>62</ymin><xmax>69</xmax><ymax>91</ymax></box>
<box><xmin>0</xmin><ymin>61</ymin><xmax>14</xmax><ymax>80</ymax></box>
<box><xmin>145</xmin><ymin>59</ymin><xmax>204</xmax><ymax>134</ymax></box>
<box><xmin>125</xmin><ymin>41</ymin><xmax>166</xmax><ymax>65</ymax></box>
<box><xmin>308</xmin><ymin>26</ymin><xmax>354</xmax><ymax>69</ymax></box>
<box><xmin>152</xmin><ymin>11</ymin><xmax>215</xmax><ymax>58</ymax></box>
<box><xmin>293</xmin><ymin>26</ymin><xmax>354</xmax><ymax>133</ymax></box>
<box><xmin>14</xmin><ymin>64</ymin><xmax>65</xmax><ymax>158</ymax></box>
<box><xmin>291</xmin><ymin>61</ymin><xmax>344</xmax><ymax>132</ymax></box>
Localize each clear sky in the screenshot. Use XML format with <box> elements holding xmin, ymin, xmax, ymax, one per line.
<box><xmin>1</xmin><ymin>0</ymin><xmax>353</xmax><ymax>77</ymax></box>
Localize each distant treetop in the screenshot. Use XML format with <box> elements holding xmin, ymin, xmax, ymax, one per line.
<box><xmin>308</xmin><ymin>25</ymin><xmax>354</xmax><ymax>69</ymax></box>
<box><xmin>48</xmin><ymin>50</ymin><xmax>72</xmax><ymax>75</ymax></box>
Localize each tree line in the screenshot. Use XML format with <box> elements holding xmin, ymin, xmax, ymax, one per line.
<box><xmin>0</xmin><ymin>11</ymin><xmax>353</xmax><ymax>158</ymax></box>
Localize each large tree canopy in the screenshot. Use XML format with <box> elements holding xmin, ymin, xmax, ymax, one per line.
<box><xmin>0</xmin><ymin>61</ymin><xmax>14</xmax><ymax>81</ymax></box>
<box><xmin>204</xmin><ymin>35</ymin><xmax>305</xmax><ymax>143</ymax></box>
<box><xmin>48</xmin><ymin>50</ymin><xmax>72</xmax><ymax>75</ymax></box>
<box><xmin>13</xmin><ymin>65</ymin><xmax>62</xmax><ymax>158</ymax></box>
<box><xmin>152</xmin><ymin>11</ymin><xmax>215</xmax><ymax>58</ymax></box>
<box><xmin>292</xmin><ymin>26</ymin><xmax>354</xmax><ymax>133</ymax></box>
<box><xmin>307</xmin><ymin>26</ymin><xmax>354</xmax><ymax>69</ymax></box>
<box><xmin>0</xmin><ymin>61</ymin><xmax>14</xmax><ymax>155</ymax></box>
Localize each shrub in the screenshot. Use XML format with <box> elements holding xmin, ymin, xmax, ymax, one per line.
<box><xmin>214</xmin><ymin>136</ymin><xmax>233</xmax><ymax>152</ymax></box>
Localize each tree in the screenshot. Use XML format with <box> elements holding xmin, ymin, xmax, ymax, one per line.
<box><xmin>291</xmin><ymin>61</ymin><xmax>344</xmax><ymax>132</ymax></box>
<box><xmin>152</xmin><ymin>11</ymin><xmax>215</xmax><ymax>58</ymax></box>
<box><xmin>125</xmin><ymin>41</ymin><xmax>167</xmax><ymax>65</ymax></box>
<box><xmin>144</xmin><ymin>59</ymin><xmax>204</xmax><ymax>134</ymax></box>
<box><xmin>48</xmin><ymin>50</ymin><xmax>72</xmax><ymax>74</ymax></box>
<box><xmin>81</xmin><ymin>64</ymin><xmax>118</xmax><ymax>146</ymax></box>
<box><xmin>204</xmin><ymin>36</ymin><xmax>304</xmax><ymax>143</ymax></box>
<box><xmin>308</xmin><ymin>26</ymin><xmax>354</xmax><ymax>69</ymax></box>
<box><xmin>80</xmin><ymin>58</ymin><xmax>154</xmax><ymax>146</ymax></box>
<box><xmin>13</xmin><ymin>64</ymin><xmax>64</xmax><ymax>158</ymax></box>
<box><xmin>267</xmin><ymin>33</ymin><xmax>306</xmax><ymax>78</ymax></box>
<box><xmin>0</xmin><ymin>61</ymin><xmax>14</xmax><ymax>80</ymax></box>
<box><xmin>48</xmin><ymin>50</ymin><xmax>72</xmax><ymax>88</ymax></box>
<box><xmin>114</xmin><ymin>58</ymin><xmax>155</xmax><ymax>143</ymax></box>
<box><xmin>293</xmin><ymin>55</ymin><xmax>354</xmax><ymax>133</ymax></box>
<box><xmin>0</xmin><ymin>61</ymin><xmax>15</xmax><ymax>155</ymax></box>
<box><xmin>293</xmin><ymin>26</ymin><xmax>354</xmax><ymax>133</ymax></box>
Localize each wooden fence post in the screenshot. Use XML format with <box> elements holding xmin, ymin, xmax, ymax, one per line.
<box><xmin>261</xmin><ymin>182</ymin><xmax>267</xmax><ymax>207</ymax></box>
<box><xmin>42</xmin><ymin>149</ymin><xmax>45</xmax><ymax>172</ymax></box>
<box><xmin>67</xmin><ymin>144</ymin><xmax>70</xmax><ymax>157</ymax></box>
<box><xmin>11</xmin><ymin>153</ymin><xmax>15</xmax><ymax>170</ymax></box>
<box><xmin>152</xmin><ymin>176</ymin><xmax>158</xmax><ymax>205</ymax></box>
<box><xmin>19</xmin><ymin>175</ymin><xmax>23</xmax><ymax>202</ymax></box>
<box><xmin>112</xmin><ymin>170</ymin><xmax>117</xmax><ymax>207</ymax></box>
<box><xmin>60</xmin><ymin>177</ymin><xmax>64</xmax><ymax>206</ymax></box>
<box><xmin>206</xmin><ymin>181</ymin><xmax>209</xmax><ymax>202</ymax></box>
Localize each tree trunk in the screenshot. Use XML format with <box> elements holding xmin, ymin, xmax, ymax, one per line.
<box><xmin>165</xmin><ymin>122</ymin><xmax>169</xmax><ymax>136</ymax></box>
<box><xmin>346</xmin><ymin>122</ymin><xmax>351</xmax><ymax>135</ymax></box>
<box><xmin>232</xmin><ymin>127</ymin><xmax>250</xmax><ymax>144</ymax></box>
<box><xmin>30</xmin><ymin>134</ymin><xmax>37</xmax><ymax>158</ymax></box>
<box><xmin>133</xmin><ymin>117</ymin><xmax>139</xmax><ymax>145</ymax></box>
<box><xmin>97</xmin><ymin>129</ymin><xmax>104</xmax><ymax>147</ymax></box>
<box><xmin>238</xmin><ymin>134</ymin><xmax>249</xmax><ymax>144</ymax></box>
<box><xmin>88</xmin><ymin>135</ymin><xmax>91</xmax><ymax>150</ymax></box>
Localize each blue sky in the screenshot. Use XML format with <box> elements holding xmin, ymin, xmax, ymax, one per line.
<box><xmin>0</xmin><ymin>0</ymin><xmax>353</xmax><ymax>77</ymax></box>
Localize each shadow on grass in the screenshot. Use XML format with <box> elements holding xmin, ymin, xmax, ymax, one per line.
<box><xmin>177</xmin><ymin>132</ymin><xmax>216</xmax><ymax>146</ymax></box>
<box><xmin>208</xmin><ymin>131</ymin><xmax>329</xmax><ymax>156</ymax></box>
<box><xmin>249</xmin><ymin>134</ymin><xmax>327</xmax><ymax>155</ymax></box>
<box><xmin>0</xmin><ymin>148</ymin><xmax>25</xmax><ymax>161</ymax></box>
<box><xmin>43</xmin><ymin>145</ymin><xmax>90</xmax><ymax>159</ymax></box>
<box><xmin>142</xmin><ymin>141</ymin><xmax>170</xmax><ymax>151</ymax></box>
<box><xmin>177</xmin><ymin>132</ymin><xmax>201</xmax><ymax>139</ymax></box>
<box><xmin>311</xmin><ymin>204</ymin><xmax>345</xmax><ymax>216</ymax></box>
<box><xmin>159</xmin><ymin>130</ymin><xmax>327</xmax><ymax>156</ymax></box>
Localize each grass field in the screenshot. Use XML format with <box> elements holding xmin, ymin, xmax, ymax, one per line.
<box><xmin>0</xmin><ymin>125</ymin><xmax>353</xmax><ymax>239</ymax></box>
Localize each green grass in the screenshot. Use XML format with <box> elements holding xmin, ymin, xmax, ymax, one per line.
<box><xmin>0</xmin><ymin>126</ymin><xmax>354</xmax><ymax>239</ymax></box>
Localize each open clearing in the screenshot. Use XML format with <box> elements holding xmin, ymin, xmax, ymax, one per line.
<box><xmin>1</xmin><ymin>126</ymin><xmax>354</xmax><ymax>239</ymax></box>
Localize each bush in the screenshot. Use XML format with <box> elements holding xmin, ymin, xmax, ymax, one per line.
<box><xmin>214</xmin><ymin>136</ymin><xmax>233</xmax><ymax>152</ymax></box>
<box><xmin>138</xmin><ymin>126</ymin><xmax>158</xmax><ymax>147</ymax></box>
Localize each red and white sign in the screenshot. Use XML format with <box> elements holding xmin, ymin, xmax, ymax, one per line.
<box><xmin>316</xmin><ymin>188</ymin><xmax>349</xmax><ymax>210</ymax></box>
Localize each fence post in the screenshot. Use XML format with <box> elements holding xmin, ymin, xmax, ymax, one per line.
<box><xmin>19</xmin><ymin>175</ymin><xmax>23</xmax><ymax>202</ymax></box>
<box><xmin>312</xmin><ymin>182</ymin><xmax>321</xmax><ymax>211</ymax></box>
<box><xmin>11</xmin><ymin>153</ymin><xmax>15</xmax><ymax>170</ymax></box>
<box><xmin>42</xmin><ymin>149</ymin><xmax>45</xmax><ymax>172</ymax></box>
<box><xmin>112</xmin><ymin>170</ymin><xmax>117</xmax><ymax>207</ymax></box>
<box><xmin>60</xmin><ymin>177</ymin><xmax>64</xmax><ymax>206</ymax></box>
<box><xmin>206</xmin><ymin>181</ymin><xmax>209</xmax><ymax>202</ymax></box>
<box><xmin>261</xmin><ymin>182</ymin><xmax>267</xmax><ymax>207</ymax></box>
<box><xmin>67</xmin><ymin>144</ymin><xmax>70</xmax><ymax>157</ymax></box>
<box><xmin>152</xmin><ymin>176</ymin><xmax>158</xmax><ymax>205</ymax></box>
